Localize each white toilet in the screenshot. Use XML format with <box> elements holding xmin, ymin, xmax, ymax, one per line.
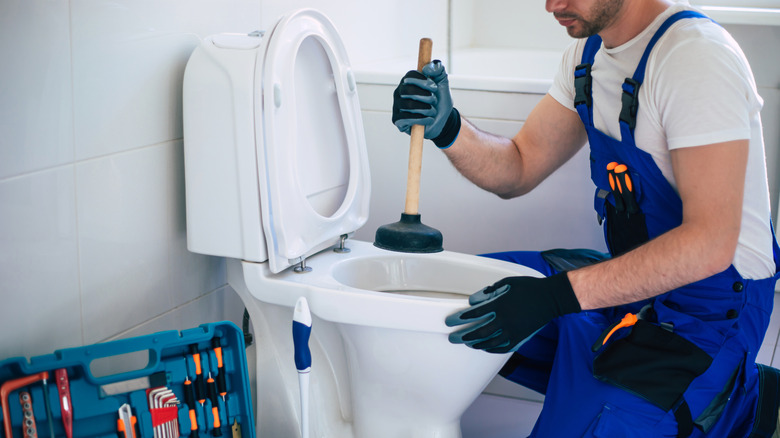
<box><xmin>182</xmin><ymin>9</ymin><xmax>542</xmax><ymax>438</ymax></box>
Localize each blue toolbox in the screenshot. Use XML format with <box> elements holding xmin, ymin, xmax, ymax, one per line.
<box><xmin>0</xmin><ymin>322</ymin><xmax>254</xmax><ymax>438</ymax></box>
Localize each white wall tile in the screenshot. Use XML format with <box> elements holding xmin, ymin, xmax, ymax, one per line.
<box><xmin>70</xmin><ymin>0</ymin><xmax>263</xmax><ymax>160</ymax></box>
<box><xmin>725</xmin><ymin>24</ymin><xmax>780</xmax><ymax>90</ymax></box>
<box><xmin>262</xmin><ymin>0</ymin><xmax>448</xmax><ymax>67</ymax></box>
<box><xmin>105</xmin><ymin>286</ymin><xmax>246</xmax><ymax>344</ymax></box>
<box><xmin>0</xmin><ymin>0</ymin><xmax>74</xmax><ymax>179</ymax></box>
<box><xmin>0</xmin><ymin>167</ymin><xmax>82</xmax><ymax>358</ymax></box>
<box><xmin>76</xmin><ymin>141</ymin><xmax>228</xmax><ymax>344</ymax></box>
<box><xmin>454</xmin><ymin>0</ymin><xmax>571</xmax><ymax>51</ymax></box>
<box><xmin>76</xmin><ymin>144</ymin><xmax>175</xmax><ymax>344</ymax></box>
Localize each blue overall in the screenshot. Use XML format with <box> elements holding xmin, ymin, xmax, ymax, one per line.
<box><xmin>487</xmin><ymin>11</ymin><xmax>780</xmax><ymax>437</ymax></box>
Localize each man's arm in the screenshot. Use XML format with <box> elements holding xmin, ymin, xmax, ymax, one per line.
<box><xmin>569</xmin><ymin>139</ymin><xmax>748</xmax><ymax>310</ymax></box>
<box><xmin>442</xmin><ymin>94</ymin><xmax>588</xmax><ymax>199</ymax></box>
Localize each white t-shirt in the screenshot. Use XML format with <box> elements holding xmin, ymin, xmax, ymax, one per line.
<box><xmin>548</xmin><ymin>3</ymin><xmax>775</xmax><ymax>279</ymax></box>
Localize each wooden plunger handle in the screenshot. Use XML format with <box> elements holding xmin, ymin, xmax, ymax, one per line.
<box><xmin>404</xmin><ymin>38</ymin><xmax>433</xmax><ymax>215</ymax></box>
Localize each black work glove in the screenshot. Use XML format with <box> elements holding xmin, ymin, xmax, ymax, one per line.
<box><xmin>392</xmin><ymin>60</ymin><xmax>461</xmax><ymax>148</ymax></box>
<box><xmin>445</xmin><ymin>274</ymin><xmax>581</xmax><ymax>354</ymax></box>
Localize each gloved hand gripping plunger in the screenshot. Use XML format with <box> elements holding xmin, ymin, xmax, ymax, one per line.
<box><xmin>374</xmin><ymin>38</ymin><xmax>443</xmax><ymax>253</ymax></box>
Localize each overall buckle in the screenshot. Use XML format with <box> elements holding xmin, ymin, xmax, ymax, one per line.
<box><xmin>574</xmin><ymin>63</ymin><xmax>593</xmax><ymax>108</ymax></box>
<box><xmin>619</xmin><ymin>78</ymin><xmax>641</xmax><ymax>131</ymax></box>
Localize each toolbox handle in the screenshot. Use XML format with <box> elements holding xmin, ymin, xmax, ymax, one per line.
<box><xmin>53</xmin><ymin>329</ymin><xmax>205</xmax><ymax>385</ymax></box>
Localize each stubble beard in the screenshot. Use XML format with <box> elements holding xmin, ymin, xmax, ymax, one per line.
<box><xmin>557</xmin><ymin>0</ymin><xmax>625</xmax><ymax>39</ymax></box>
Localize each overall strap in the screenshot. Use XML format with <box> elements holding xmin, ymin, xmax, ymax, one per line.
<box><xmin>573</xmin><ymin>35</ymin><xmax>602</xmax><ymax>127</ymax></box>
<box><xmin>620</xmin><ymin>11</ymin><xmax>712</xmax><ymax>136</ymax></box>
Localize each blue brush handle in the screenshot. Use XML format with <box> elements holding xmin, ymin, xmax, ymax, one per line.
<box><xmin>292</xmin><ymin>320</ymin><xmax>312</xmax><ymax>371</ymax></box>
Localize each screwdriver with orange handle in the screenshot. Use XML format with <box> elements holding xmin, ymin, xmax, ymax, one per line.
<box><xmin>591</xmin><ymin>313</ymin><xmax>638</xmax><ymax>352</ymax></box>
<box><xmin>613</xmin><ymin>164</ymin><xmax>640</xmax><ymax>214</ymax></box>
<box><xmin>606</xmin><ymin>162</ymin><xmax>626</xmax><ymax>212</ymax></box>
<box><xmin>211</xmin><ymin>338</ymin><xmax>227</xmax><ymax>402</ymax></box>
<box><xmin>207</xmin><ymin>373</ymin><xmax>222</xmax><ymax>436</ymax></box>
<box><xmin>190</xmin><ymin>345</ymin><xmax>207</xmax><ymax>406</ymax></box>
<box><xmin>184</xmin><ymin>376</ymin><xmax>201</xmax><ymax>438</ymax></box>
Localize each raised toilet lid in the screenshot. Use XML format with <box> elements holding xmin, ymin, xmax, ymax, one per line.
<box><xmin>255</xmin><ymin>9</ymin><xmax>371</xmax><ymax>273</ymax></box>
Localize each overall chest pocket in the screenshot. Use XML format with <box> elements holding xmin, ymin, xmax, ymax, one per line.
<box><xmin>590</xmin><ymin>153</ymin><xmax>650</xmax><ymax>256</ymax></box>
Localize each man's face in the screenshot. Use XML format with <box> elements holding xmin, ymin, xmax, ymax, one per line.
<box><xmin>548</xmin><ymin>0</ymin><xmax>625</xmax><ymax>38</ymax></box>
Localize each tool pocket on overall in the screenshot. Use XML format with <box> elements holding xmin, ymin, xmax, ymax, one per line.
<box><xmin>592</xmin><ymin>320</ymin><xmax>713</xmax><ymax>412</ymax></box>
<box><xmin>605</xmin><ymin>201</ymin><xmax>649</xmax><ymax>257</ymax></box>
<box><xmin>591</xmin><ymin>158</ymin><xmax>650</xmax><ymax>257</ymax></box>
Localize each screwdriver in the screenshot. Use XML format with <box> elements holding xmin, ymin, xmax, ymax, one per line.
<box><xmin>606</xmin><ymin>162</ymin><xmax>625</xmax><ymax>212</ymax></box>
<box><xmin>55</xmin><ymin>368</ymin><xmax>73</xmax><ymax>438</ymax></box>
<box><xmin>211</xmin><ymin>338</ymin><xmax>228</xmax><ymax>402</ymax></box>
<box><xmin>207</xmin><ymin>373</ymin><xmax>223</xmax><ymax>436</ymax></box>
<box><xmin>184</xmin><ymin>377</ymin><xmax>200</xmax><ymax>438</ymax></box>
<box><xmin>190</xmin><ymin>345</ymin><xmax>207</xmax><ymax>406</ymax></box>
<box><xmin>614</xmin><ymin>164</ymin><xmax>640</xmax><ymax>214</ymax></box>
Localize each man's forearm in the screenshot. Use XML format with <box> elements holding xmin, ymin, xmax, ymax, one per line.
<box><xmin>568</xmin><ymin>221</ymin><xmax>737</xmax><ymax>310</ymax></box>
<box><xmin>442</xmin><ymin>94</ymin><xmax>588</xmax><ymax>199</ymax></box>
<box><xmin>443</xmin><ymin>117</ymin><xmax>531</xmax><ymax>198</ymax></box>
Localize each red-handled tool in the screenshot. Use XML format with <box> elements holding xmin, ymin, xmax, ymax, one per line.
<box><xmin>1</xmin><ymin>371</ymin><xmax>48</xmax><ymax>438</ymax></box>
<box><xmin>55</xmin><ymin>368</ymin><xmax>73</xmax><ymax>438</ymax></box>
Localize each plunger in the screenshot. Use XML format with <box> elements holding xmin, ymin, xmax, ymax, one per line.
<box><xmin>374</xmin><ymin>38</ymin><xmax>443</xmax><ymax>253</ymax></box>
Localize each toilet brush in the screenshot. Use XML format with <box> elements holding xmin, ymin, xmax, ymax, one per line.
<box><xmin>293</xmin><ymin>297</ymin><xmax>312</xmax><ymax>438</ymax></box>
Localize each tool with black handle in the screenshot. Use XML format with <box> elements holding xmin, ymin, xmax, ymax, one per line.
<box><xmin>184</xmin><ymin>376</ymin><xmax>201</xmax><ymax>438</ymax></box>
<box><xmin>613</xmin><ymin>164</ymin><xmax>640</xmax><ymax>214</ymax></box>
<box><xmin>211</xmin><ymin>338</ymin><xmax>227</xmax><ymax>403</ymax></box>
<box><xmin>607</xmin><ymin>162</ymin><xmax>626</xmax><ymax>212</ymax></box>
<box><xmin>207</xmin><ymin>374</ymin><xmax>222</xmax><ymax>436</ymax></box>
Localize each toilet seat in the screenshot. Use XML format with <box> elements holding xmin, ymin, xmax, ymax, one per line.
<box><xmin>254</xmin><ymin>9</ymin><xmax>371</xmax><ymax>273</ymax></box>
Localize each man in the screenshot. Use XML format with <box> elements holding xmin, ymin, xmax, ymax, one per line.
<box><xmin>392</xmin><ymin>0</ymin><xmax>780</xmax><ymax>436</ymax></box>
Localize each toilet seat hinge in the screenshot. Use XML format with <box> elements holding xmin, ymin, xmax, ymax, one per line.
<box><xmin>333</xmin><ymin>234</ymin><xmax>351</xmax><ymax>254</ymax></box>
<box><xmin>293</xmin><ymin>257</ymin><xmax>313</xmax><ymax>274</ymax></box>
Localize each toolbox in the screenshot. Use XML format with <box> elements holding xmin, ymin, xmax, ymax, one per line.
<box><xmin>0</xmin><ymin>322</ymin><xmax>254</xmax><ymax>438</ymax></box>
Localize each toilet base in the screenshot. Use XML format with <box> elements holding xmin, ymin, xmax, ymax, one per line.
<box><xmin>226</xmin><ymin>242</ymin><xmax>540</xmax><ymax>438</ymax></box>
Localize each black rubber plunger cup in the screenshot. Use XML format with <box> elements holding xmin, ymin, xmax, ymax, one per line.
<box><xmin>374</xmin><ymin>38</ymin><xmax>443</xmax><ymax>253</ymax></box>
<box><xmin>375</xmin><ymin>213</ymin><xmax>443</xmax><ymax>253</ymax></box>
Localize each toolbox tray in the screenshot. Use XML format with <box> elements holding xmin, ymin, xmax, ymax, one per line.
<box><xmin>0</xmin><ymin>321</ymin><xmax>254</xmax><ymax>438</ymax></box>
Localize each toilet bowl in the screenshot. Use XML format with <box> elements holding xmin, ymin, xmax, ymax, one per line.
<box><xmin>183</xmin><ymin>8</ymin><xmax>542</xmax><ymax>437</ymax></box>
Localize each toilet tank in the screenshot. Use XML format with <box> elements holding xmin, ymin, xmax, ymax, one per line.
<box><xmin>182</xmin><ymin>33</ymin><xmax>268</xmax><ymax>262</ymax></box>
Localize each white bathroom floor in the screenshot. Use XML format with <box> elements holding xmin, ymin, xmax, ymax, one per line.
<box><xmin>460</xmin><ymin>394</ymin><xmax>543</xmax><ymax>438</ymax></box>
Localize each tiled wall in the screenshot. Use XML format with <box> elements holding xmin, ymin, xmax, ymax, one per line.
<box><xmin>0</xmin><ymin>0</ymin><xmax>265</xmax><ymax>359</ymax></box>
